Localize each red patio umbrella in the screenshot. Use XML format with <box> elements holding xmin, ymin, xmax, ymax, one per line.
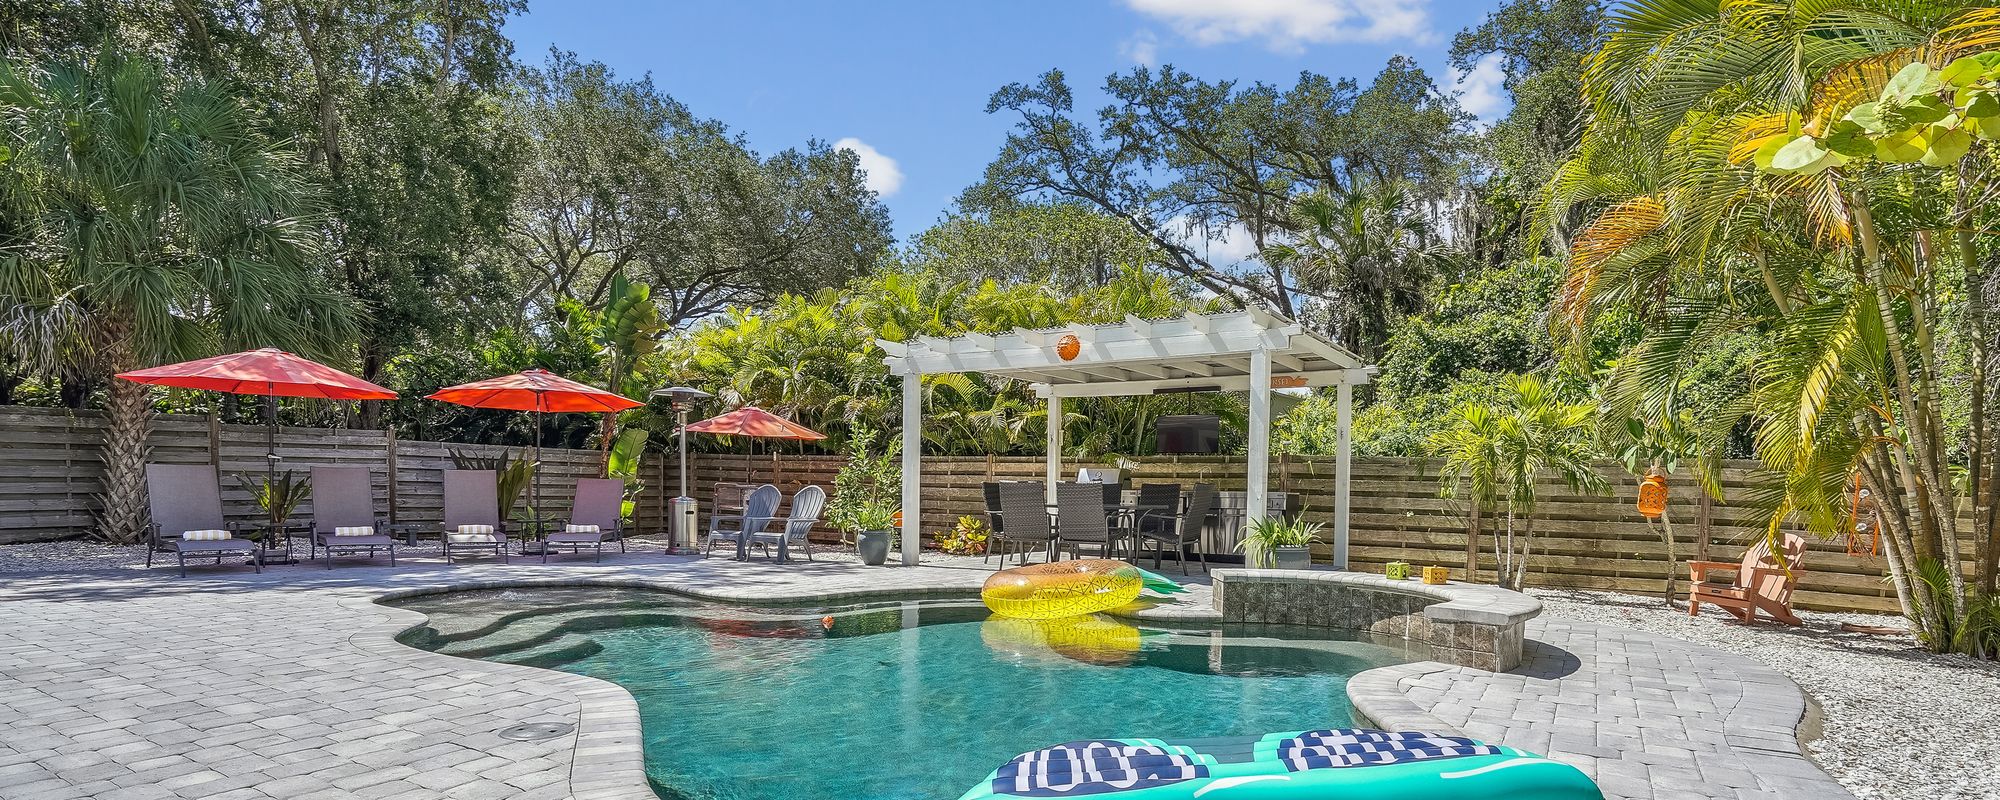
<box><xmin>117</xmin><ymin>348</ymin><xmax>397</xmax><ymax>479</ymax></box>
<box><xmin>425</xmin><ymin>369</ymin><xmax>642</xmax><ymax>516</ymax></box>
<box><xmin>685</xmin><ymin>406</ymin><xmax>825</xmax><ymax>486</ymax></box>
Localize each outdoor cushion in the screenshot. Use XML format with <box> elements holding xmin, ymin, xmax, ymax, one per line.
<box><xmin>565</xmin><ymin>524</ymin><xmax>601</xmax><ymax>533</ymax></box>
<box><xmin>450</xmin><ymin>524</ymin><xmax>499</xmax><ymax>543</ymax></box>
<box><xmin>989</xmin><ymin>740</ymin><xmax>1207</xmax><ymax>797</ymax></box>
<box><xmin>332</xmin><ymin>526</ymin><xmax>377</xmax><ymax>537</ymax></box>
<box><xmin>181</xmin><ymin>529</ymin><xmax>231</xmax><ymax>541</ymax></box>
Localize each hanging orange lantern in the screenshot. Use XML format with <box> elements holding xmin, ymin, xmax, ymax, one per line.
<box><xmin>1055</xmin><ymin>333</ymin><xmax>1081</xmax><ymax>361</ymax></box>
<box><xmin>1847</xmin><ymin>471</ymin><xmax>1879</xmax><ymax>556</ymax></box>
<box><xmin>1636</xmin><ymin>468</ymin><xmax>1669</xmax><ymax>519</ymax></box>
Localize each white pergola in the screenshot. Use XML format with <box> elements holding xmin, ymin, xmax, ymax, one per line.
<box><xmin>879</xmin><ymin>307</ymin><xmax>1376</xmax><ymax>567</ymax></box>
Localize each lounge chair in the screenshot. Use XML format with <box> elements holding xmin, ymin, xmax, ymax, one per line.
<box><xmin>544</xmin><ymin>478</ymin><xmax>626</xmax><ymax>563</ymax></box>
<box><xmin>707</xmin><ymin>483</ymin><xmax>779</xmax><ymax>560</ymax></box>
<box><xmin>308</xmin><ymin>466</ymin><xmax>397</xmax><ymax>568</ymax></box>
<box><xmin>749</xmin><ymin>485</ymin><xmax>826</xmax><ymax>562</ymax></box>
<box><xmin>1054</xmin><ymin>481</ymin><xmax>1118</xmax><ymax>560</ymax></box>
<box><xmin>144</xmin><ymin>463</ymin><xmax>260</xmax><ymax>576</ymax></box>
<box><xmin>992</xmin><ymin>481</ymin><xmax>1055</xmax><ymax>567</ymax></box>
<box><xmin>1137</xmin><ymin>483</ymin><xmax>1216</xmax><ymax>575</ymax></box>
<box><xmin>441</xmin><ymin>469</ymin><xmax>509</xmax><ymax>564</ymax></box>
<box><xmin>1688</xmin><ymin>533</ymin><xmax>1808</xmax><ymax>625</ymax></box>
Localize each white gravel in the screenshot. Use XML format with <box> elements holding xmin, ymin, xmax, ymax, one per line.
<box><xmin>1530</xmin><ymin>587</ymin><xmax>2000</xmax><ymax>800</ymax></box>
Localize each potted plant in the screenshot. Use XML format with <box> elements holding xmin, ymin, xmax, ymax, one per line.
<box><xmin>1239</xmin><ymin>515</ymin><xmax>1323</xmax><ymax>570</ymax></box>
<box><xmin>235</xmin><ymin>470</ymin><xmax>311</xmax><ymax>563</ymax></box>
<box><xmin>826</xmin><ymin>426</ymin><xmax>901</xmax><ymax>566</ymax></box>
<box><xmin>846</xmin><ymin>502</ymin><xmax>899</xmax><ymax>566</ymax></box>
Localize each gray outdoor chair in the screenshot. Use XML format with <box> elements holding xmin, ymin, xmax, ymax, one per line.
<box><xmin>707</xmin><ymin>483</ymin><xmax>779</xmax><ymax>559</ymax></box>
<box><xmin>1055</xmin><ymin>481</ymin><xmax>1119</xmax><ymax>561</ymax></box>
<box><xmin>1137</xmin><ymin>482</ymin><xmax>1216</xmax><ymax>575</ymax></box>
<box><xmin>308</xmin><ymin>466</ymin><xmax>397</xmax><ymax>568</ymax></box>
<box><xmin>991</xmin><ymin>481</ymin><xmax>1055</xmax><ymax>567</ymax></box>
<box><xmin>980</xmin><ymin>481</ymin><xmax>1007</xmax><ymax>565</ymax></box>
<box><xmin>441</xmin><ymin>469</ymin><xmax>509</xmax><ymax>564</ymax></box>
<box><xmin>749</xmin><ymin>485</ymin><xmax>826</xmax><ymax>563</ymax></box>
<box><xmin>144</xmin><ymin>463</ymin><xmax>260</xmax><ymax>576</ymax></box>
<box><xmin>544</xmin><ymin>478</ymin><xmax>626</xmax><ymax>563</ymax></box>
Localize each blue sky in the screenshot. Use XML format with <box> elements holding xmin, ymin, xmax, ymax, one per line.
<box><xmin>507</xmin><ymin>1</ymin><xmax>1510</xmax><ymax>242</ymax></box>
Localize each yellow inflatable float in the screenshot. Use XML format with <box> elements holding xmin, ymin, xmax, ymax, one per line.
<box><xmin>981</xmin><ymin>559</ymin><xmax>1186</xmax><ymax>620</ymax></box>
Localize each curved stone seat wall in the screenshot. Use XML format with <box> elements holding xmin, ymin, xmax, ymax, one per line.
<box><xmin>1210</xmin><ymin>569</ymin><xmax>1540</xmax><ymax>671</ymax></box>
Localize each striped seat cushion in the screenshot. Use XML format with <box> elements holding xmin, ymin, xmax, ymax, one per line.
<box><xmin>449</xmin><ymin>524</ymin><xmax>499</xmax><ymax>543</ymax></box>
<box><xmin>332</xmin><ymin>526</ymin><xmax>377</xmax><ymax>537</ymax></box>
<box><xmin>989</xmin><ymin>740</ymin><xmax>1207</xmax><ymax>797</ymax></box>
<box><xmin>181</xmin><ymin>529</ymin><xmax>231</xmax><ymax>541</ymax></box>
<box><xmin>564</xmin><ymin>524</ymin><xmax>601</xmax><ymax>534</ymax></box>
<box><xmin>1276</xmin><ymin>729</ymin><xmax>1501</xmax><ymax>771</ymax></box>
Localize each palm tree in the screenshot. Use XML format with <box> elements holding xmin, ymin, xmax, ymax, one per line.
<box><xmin>0</xmin><ymin>53</ymin><xmax>355</xmax><ymax>542</ymax></box>
<box><xmin>1550</xmin><ymin>1</ymin><xmax>2000</xmax><ymax>648</ymax></box>
<box><xmin>1265</xmin><ymin>180</ymin><xmax>1445</xmax><ymax>359</ymax></box>
<box><xmin>1431</xmin><ymin>375</ymin><xmax>1607</xmax><ymax>590</ymax></box>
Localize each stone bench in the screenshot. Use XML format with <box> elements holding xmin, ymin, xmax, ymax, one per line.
<box><xmin>1211</xmin><ymin>569</ymin><xmax>1540</xmax><ymax>671</ymax></box>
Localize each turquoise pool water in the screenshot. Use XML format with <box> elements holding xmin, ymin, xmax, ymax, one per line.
<box><xmin>391</xmin><ymin>587</ymin><xmax>1424</xmax><ymax>800</ymax></box>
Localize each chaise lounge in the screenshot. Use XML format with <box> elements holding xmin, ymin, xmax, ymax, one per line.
<box><xmin>144</xmin><ymin>463</ymin><xmax>261</xmax><ymax>576</ymax></box>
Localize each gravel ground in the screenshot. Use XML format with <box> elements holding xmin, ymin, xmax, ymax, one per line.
<box><xmin>6</xmin><ymin>540</ymin><xmax>1992</xmax><ymax>799</ymax></box>
<box><xmin>1531</xmin><ymin>587</ymin><xmax>2000</xmax><ymax>800</ymax></box>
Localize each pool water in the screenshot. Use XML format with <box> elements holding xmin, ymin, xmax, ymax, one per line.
<box><xmin>391</xmin><ymin>587</ymin><xmax>1424</xmax><ymax>800</ymax></box>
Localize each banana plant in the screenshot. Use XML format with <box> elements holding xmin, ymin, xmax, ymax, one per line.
<box><xmin>594</xmin><ymin>272</ymin><xmax>662</xmax><ymax>471</ymax></box>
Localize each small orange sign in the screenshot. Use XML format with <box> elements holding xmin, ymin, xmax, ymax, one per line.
<box><xmin>1270</xmin><ymin>375</ymin><xmax>1308</xmax><ymax>389</ymax></box>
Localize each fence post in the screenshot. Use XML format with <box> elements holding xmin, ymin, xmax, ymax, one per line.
<box><xmin>1695</xmin><ymin>490</ymin><xmax>1712</xmax><ymax>564</ymax></box>
<box><xmin>385</xmin><ymin>426</ymin><xmax>400</xmax><ymax>523</ymax></box>
<box><xmin>207</xmin><ymin>410</ymin><xmax>222</xmax><ymax>483</ymax></box>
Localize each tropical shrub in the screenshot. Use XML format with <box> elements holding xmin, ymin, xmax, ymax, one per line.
<box><xmin>935</xmin><ymin>515</ymin><xmax>990</xmax><ymax>555</ymax></box>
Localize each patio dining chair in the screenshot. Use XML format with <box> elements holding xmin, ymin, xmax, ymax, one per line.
<box><xmin>1055</xmin><ymin>481</ymin><xmax>1119</xmax><ymax>561</ymax></box>
<box><xmin>981</xmin><ymin>481</ymin><xmax>1008</xmax><ymax>565</ymax></box>
<box><xmin>144</xmin><ymin>463</ymin><xmax>261</xmax><ymax>577</ymax></box>
<box><xmin>749</xmin><ymin>484</ymin><xmax>826</xmax><ymax>562</ymax></box>
<box><xmin>308</xmin><ymin>465</ymin><xmax>397</xmax><ymax>568</ymax></box>
<box><xmin>1137</xmin><ymin>482</ymin><xmax>1216</xmax><ymax>575</ymax></box>
<box><xmin>544</xmin><ymin>478</ymin><xmax>626</xmax><ymax>563</ymax></box>
<box><xmin>707</xmin><ymin>483</ymin><xmax>780</xmax><ymax>559</ymax></box>
<box><xmin>992</xmin><ymin>481</ymin><xmax>1056</xmax><ymax>566</ymax></box>
<box><xmin>441</xmin><ymin>469</ymin><xmax>508</xmax><ymax>564</ymax></box>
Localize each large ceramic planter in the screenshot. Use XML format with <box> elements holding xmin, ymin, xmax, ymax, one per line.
<box><xmin>1271</xmin><ymin>545</ymin><xmax>1312</xmax><ymax>570</ymax></box>
<box><xmin>855</xmin><ymin>529</ymin><xmax>893</xmax><ymax>566</ymax></box>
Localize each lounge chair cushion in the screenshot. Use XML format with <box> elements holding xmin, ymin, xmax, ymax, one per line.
<box><xmin>565</xmin><ymin>524</ymin><xmax>601</xmax><ymax>533</ymax></box>
<box><xmin>181</xmin><ymin>529</ymin><xmax>231</xmax><ymax>541</ymax></box>
<box><xmin>333</xmin><ymin>526</ymin><xmax>376</xmax><ymax>537</ymax></box>
<box><xmin>450</xmin><ymin>524</ymin><xmax>499</xmax><ymax>543</ymax></box>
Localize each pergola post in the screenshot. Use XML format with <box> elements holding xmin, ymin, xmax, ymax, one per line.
<box><xmin>900</xmin><ymin>370</ymin><xmax>922</xmax><ymax>566</ymax></box>
<box><xmin>1044</xmin><ymin>393</ymin><xmax>1062</xmax><ymax>502</ymax></box>
<box><xmin>1334</xmin><ymin>381</ymin><xmax>1353</xmax><ymax>569</ymax></box>
<box><xmin>1246</xmin><ymin>347</ymin><xmax>1272</xmax><ymax>526</ymax></box>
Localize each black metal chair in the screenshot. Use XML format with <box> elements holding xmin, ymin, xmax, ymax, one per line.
<box><xmin>992</xmin><ymin>481</ymin><xmax>1055</xmax><ymax>567</ymax></box>
<box><xmin>1137</xmin><ymin>482</ymin><xmax>1216</xmax><ymax>575</ymax></box>
<box><xmin>1055</xmin><ymin>481</ymin><xmax>1119</xmax><ymax>560</ymax></box>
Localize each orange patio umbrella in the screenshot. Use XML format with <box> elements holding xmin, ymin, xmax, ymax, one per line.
<box><xmin>425</xmin><ymin>369</ymin><xmax>642</xmax><ymax>515</ymax></box>
<box><xmin>684</xmin><ymin>406</ymin><xmax>826</xmax><ymax>487</ymax></box>
<box><xmin>117</xmin><ymin>348</ymin><xmax>397</xmax><ymax>480</ymax></box>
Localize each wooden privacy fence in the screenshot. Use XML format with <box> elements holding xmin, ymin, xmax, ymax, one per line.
<box><xmin>0</xmin><ymin>406</ymin><xmax>666</xmax><ymax>542</ymax></box>
<box><xmin>690</xmin><ymin>451</ymin><xmax>1950</xmax><ymax>615</ymax></box>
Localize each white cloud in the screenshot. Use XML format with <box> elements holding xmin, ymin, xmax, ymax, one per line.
<box><xmin>833</xmin><ymin>137</ymin><xmax>904</xmax><ymax>198</ymax></box>
<box><xmin>1451</xmin><ymin>53</ymin><xmax>1508</xmax><ymax>128</ymax></box>
<box><xmin>1121</xmin><ymin>30</ymin><xmax>1161</xmax><ymax>67</ymax></box>
<box><xmin>1124</xmin><ymin>0</ymin><xmax>1432</xmax><ymax>51</ymax></box>
<box><xmin>1172</xmin><ymin>217</ymin><xmax>1263</xmax><ymax>266</ymax></box>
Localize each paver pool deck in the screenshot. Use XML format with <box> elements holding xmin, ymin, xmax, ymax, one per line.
<box><xmin>0</xmin><ymin>550</ymin><xmax>1854</xmax><ymax>800</ymax></box>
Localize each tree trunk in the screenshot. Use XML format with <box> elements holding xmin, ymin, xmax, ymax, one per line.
<box><xmin>97</xmin><ymin>314</ymin><xmax>151</xmax><ymax>544</ymax></box>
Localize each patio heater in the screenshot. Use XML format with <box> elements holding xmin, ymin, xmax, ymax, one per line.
<box><xmin>651</xmin><ymin>387</ymin><xmax>712</xmax><ymax>555</ymax></box>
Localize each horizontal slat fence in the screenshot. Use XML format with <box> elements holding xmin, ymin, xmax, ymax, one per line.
<box><xmin>691</xmin><ymin>451</ymin><xmax>1954</xmax><ymax>615</ymax></box>
<box><xmin>0</xmin><ymin>406</ymin><xmax>660</xmax><ymax>542</ymax></box>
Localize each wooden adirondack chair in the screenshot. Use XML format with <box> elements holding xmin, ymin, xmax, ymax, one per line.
<box><xmin>1687</xmin><ymin>533</ymin><xmax>1808</xmax><ymax>625</ymax></box>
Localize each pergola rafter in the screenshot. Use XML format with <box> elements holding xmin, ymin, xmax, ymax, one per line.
<box><xmin>881</xmin><ymin>307</ymin><xmax>1377</xmax><ymax>567</ymax></box>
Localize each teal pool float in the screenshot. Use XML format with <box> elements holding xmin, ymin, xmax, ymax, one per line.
<box><xmin>957</xmin><ymin>728</ymin><xmax>1602</xmax><ymax>800</ymax></box>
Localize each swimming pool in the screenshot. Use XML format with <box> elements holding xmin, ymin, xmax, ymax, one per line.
<box><xmin>390</xmin><ymin>587</ymin><xmax>1426</xmax><ymax>800</ymax></box>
